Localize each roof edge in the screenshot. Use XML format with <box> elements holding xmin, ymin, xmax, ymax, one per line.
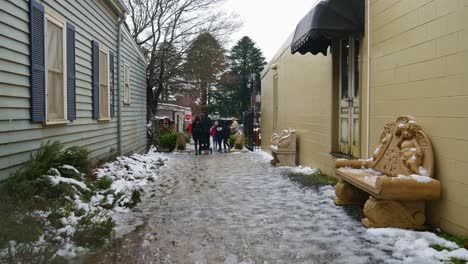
<box><xmin>104</xmin><ymin>0</ymin><xmax>128</xmax><ymax>17</ymax></box>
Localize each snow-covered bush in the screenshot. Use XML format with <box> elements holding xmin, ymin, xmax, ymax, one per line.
<box><xmin>0</xmin><ymin>142</ymin><xmax>166</xmax><ymax>262</ymax></box>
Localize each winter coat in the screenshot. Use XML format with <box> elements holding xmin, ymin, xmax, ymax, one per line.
<box><xmin>200</xmin><ymin>116</ymin><xmax>212</xmax><ymax>134</ymax></box>
<box><xmin>192</xmin><ymin>121</ymin><xmax>202</xmax><ymax>139</ymax></box>
<box><xmin>187</xmin><ymin>123</ymin><xmax>193</xmax><ymax>134</ymax></box>
<box><xmin>210</xmin><ymin>126</ymin><xmax>216</xmax><ymax>137</ymax></box>
<box><xmin>223</xmin><ymin>124</ymin><xmax>231</xmax><ymax>140</ymax></box>
<box><xmin>215</xmin><ymin>125</ymin><xmax>224</xmax><ymax>140</ymax></box>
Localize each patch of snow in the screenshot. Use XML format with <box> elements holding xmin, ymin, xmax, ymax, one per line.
<box><xmin>288</xmin><ymin>166</ymin><xmax>317</xmax><ymax>175</ymax></box>
<box><xmin>363</xmin><ymin>175</ymin><xmax>378</xmax><ymax>186</ymax></box>
<box><xmin>61</xmin><ymin>165</ymin><xmax>80</xmax><ymax>174</ymax></box>
<box><xmin>256</xmin><ymin>151</ymin><xmax>273</xmax><ymax>161</ymax></box>
<box><xmin>362</xmin><ymin>167</ymin><xmax>383</xmax><ymax>176</ymax></box>
<box><xmin>419</xmin><ymin>166</ymin><xmax>429</xmax><ymax>177</ymax></box>
<box><xmin>446</xmin><ymin>248</ymin><xmax>468</xmax><ymax>261</ymax></box>
<box><xmin>374</xmin><ymin>147</ymin><xmax>380</xmax><ymax>155</ymax></box>
<box><xmin>48</xmin><ymin>175</ymin><xmax>90</xmax><ymax>191</ymax></box>
<box><xmin>397</xmin><ymin>174</ymin><xmax>433</xmax><ymax>183</ymax></box>
<box><xmin>366</xmin><ymin>228</ymin><xmax>467</xmax><ymax>263</ymax></box>
<box><xmin>319</xmin><ymin>185</ymin><xmax>336</xmax><ymax>198</ymax></box>
<box><xmin>339</xmin><ymin>167</ymin><xmax>382</xmax><ymax>177</ymax></box>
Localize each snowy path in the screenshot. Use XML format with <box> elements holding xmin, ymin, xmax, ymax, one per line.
<box><xmin>83</xmin><ymin>150</ymin><xmax>465</xmax><ymax>264</ymax></box>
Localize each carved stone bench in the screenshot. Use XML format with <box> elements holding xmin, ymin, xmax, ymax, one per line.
<box><xmin>270</xmin><ymin>129</ymin><xmax>297</xmax><ymax>167</ymax></box>
<box><xmin>334</xmin><ymin>116</ymin><xmax>441</xmax><ymax>229</ymax></box>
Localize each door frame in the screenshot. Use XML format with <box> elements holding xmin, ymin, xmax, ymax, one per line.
<box><xmin>338</xmin><ymin>37</ymin><xmax>361</xmax><ymax>158</ymax></box>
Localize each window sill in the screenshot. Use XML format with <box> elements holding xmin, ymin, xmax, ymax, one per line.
<box><xmin>330</xmin><ymin>152</ymin><xmax>357</xmax><ymax>160</ymax></box>
<box><xmin>123</xmin><ymin>102</ymin><xmax>131</xmax><ymax>106</ymax></box>
<box><xmin>44</xmin><ymin>120</ymin><xmax>69</xmax><ymax>126</ymax></box>
<box><xmin>98</xmin><ymin>118</ymin><xmax>111</xmax><ymax>122</ymax></box>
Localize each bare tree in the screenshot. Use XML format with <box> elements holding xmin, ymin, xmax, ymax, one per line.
<box><xmin>123</xmin><ymin>0</ymin><xmax>239</xmax><ymax>148</ymax></box>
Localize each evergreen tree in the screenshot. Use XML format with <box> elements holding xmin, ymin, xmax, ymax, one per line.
<box><xmin>182</xmin><ymin>32</ymin><xmax>226</xmax><ymax>106</ymax></box>
<box><xmin>212</xmin><ymin>36</ymin><xmax>266</xmax><ymax>118</ymax></box>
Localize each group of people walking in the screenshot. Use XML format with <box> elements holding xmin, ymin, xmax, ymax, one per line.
<box><xmin>188</xmin><ymin>112</ymin><xmax>238</xmax><ymax>155</ymax></box>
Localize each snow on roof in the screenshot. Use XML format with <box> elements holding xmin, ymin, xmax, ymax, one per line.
<box><xmin>158</xmin><ymin>103</ymin><xmax>191</xmax><ymax>111</ymax></box>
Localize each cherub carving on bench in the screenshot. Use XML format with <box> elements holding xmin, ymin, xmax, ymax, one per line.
<box><xmin>397</xmin><ymin>122</ymin><xmax>424</xmax><ymax>175</ymax></box>
<box><xmin>333</xmin><ymin>116</ymin><xmax>439</xmax><ymax>229</ymax></box>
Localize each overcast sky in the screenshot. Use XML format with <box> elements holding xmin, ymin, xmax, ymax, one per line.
<box><xmin>220</xmin><ymin>0</ymin><xmax>318</xmax><ymax>62</ymax></box>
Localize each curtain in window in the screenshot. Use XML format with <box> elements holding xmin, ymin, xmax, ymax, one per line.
<box><xmin>46</xmin><ymin>20</ymin><xmax>65</xmax><ymax>121</ymax></box>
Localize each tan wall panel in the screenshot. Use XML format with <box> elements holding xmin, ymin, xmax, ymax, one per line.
<box><xmin>369</xmin><ymin>0</ymin><xmax>468</xmax><ymax>235</ymax></box>
<box><xmin>261</xmin><ymin>36</ymin><xmax>334</xmax><ymax>176</ymax></box>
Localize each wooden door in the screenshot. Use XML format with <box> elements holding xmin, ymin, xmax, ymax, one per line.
<box><xmin>339</xmin><ymin>38</ymin><xmax>360</xmax><ymax>157</ymax></box>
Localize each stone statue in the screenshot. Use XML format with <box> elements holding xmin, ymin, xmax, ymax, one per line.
<box><xmin>397</xmin><ymin>123</ymin><xmax>423</xmax><ymax>175</ymax></box>
<box><xmin>271</xmin><ymin>132</ymin><xmax>280</xmax><ymax>146</ymax></box>
<box><xmin>277</xmin><ymin>129</ymin><xmax>296</xmax><ymax>151</ymax></box>
<box><xmin>233</xmin><ymin>131</ymin><xmax>244</xmax><ymax>150</ymax></box>
<box><xmin>270</xmin><ymin>129</ymin><xmax>296</xmax><ymax>166</ymax></box>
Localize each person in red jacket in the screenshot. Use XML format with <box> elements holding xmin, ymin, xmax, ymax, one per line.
<box><xmin>210</xmin><ymin>120</ymin><xmax>218</xmax><ymax>153</ymax></box>
<box><xmin>187</xmin><ymin>122</ymin><xmax>193</xmax><ymax>134</ymax></box>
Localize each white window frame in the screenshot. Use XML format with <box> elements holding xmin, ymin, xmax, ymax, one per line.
<box><xmin>98</xmin><ymin>46</ymin><xmax>111</xmax><ymax>121</ymax></box>
<box><xmin>123</xmin><ymin>64</ymin><xmax>131</xmax><ymax>105</ymax></box>
<box><xmin>44</xmin><ymin>11</ymin><xmax>68</xmax><ymax>125</ymax></box>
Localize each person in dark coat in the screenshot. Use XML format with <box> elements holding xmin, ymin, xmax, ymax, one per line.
<box><xmin>191</xmin><ymin>115</ymin><xmax>202</xmax><ymax>155</ymax></box>
<box><xmin>215</xmin><ymin>120</ymin><xmax>224</xmax><ymax>152</ymax></box>
<box><xmin>222</xmin><ymin>120</ymin><xmax>231</xmax><ymax>152</ymax></box>
<box><xmin>200</xmin><ymin>111</ymin><xmax>212</xmax><ymax>154</ymax></box>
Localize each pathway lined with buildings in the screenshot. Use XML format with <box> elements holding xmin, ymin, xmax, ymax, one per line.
<box><xmin>84</xmin><ymin>150</ymin><xmax>448</xmax><ymax>264</ymax></box>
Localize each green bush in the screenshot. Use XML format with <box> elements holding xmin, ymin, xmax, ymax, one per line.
<box><xmin>159</xmin><ymin>132</ymin><xmax>177</xmax><ymax>151</ymax></box>
<box><xmin>127</xmin><ymin>190</ymin><xmax>141</xmax><ymax>208</ymax></box>
<box><xmin>0</xmin><ymin>214</ymin><xmax>43</xmax><ymax>248</ymax></box>
<box><xmin>95</xmin><ymin>176</ymin><xmax>113</xmax><ymax>190</ymax></box>
<box><xmin>228</xmin><ymin>135</ymin><xmax>235</xmax><ymax>149</ymax></box>
<box><xmin>59</xmin><ymin>146</ymin><xmax>91</xmax><ymax>174</ymax></box>
<box><xmin>10</xmin><ymin>141</ymin><xmax>63</xmax><ymax>182</ymax></box>
<box><xmin>73</xmin><ymin>212</ymin><xmax>115</xmax><ymax>249</ymax></box>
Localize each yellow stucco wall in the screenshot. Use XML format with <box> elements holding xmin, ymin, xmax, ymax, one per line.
<box><xmin>262</xmin><ymin>0</ymin><xmax>468</xmax><ymax>236</ymax></box>
<box><xmin>369</xmin><ymin>0</ymin><xmax>468</xmax><ymax>236</ymax></box>
<box><xmin>261</xmin><ymin>35</ymin><xmax>335</xmax><ymax>176</ymax></box>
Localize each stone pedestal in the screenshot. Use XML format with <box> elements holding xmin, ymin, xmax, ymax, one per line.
<box><xmin>271</xmin><ymin>150</ymin><xmax>296</xmax><ymax>167</ymax></box>
<box><xmin>362</xmin><ymin>197</ymin><xmax>426</xmax><ymax>229</ymax></box>
<box><xmin>333</xmin><ymin>180</ymin><xmax>368</xmax><ymax>205</ymax></box>
<box><xmin>270</xmin><ymin>129</ymin><xmax>297</xmax><ymax>167</ymax></box>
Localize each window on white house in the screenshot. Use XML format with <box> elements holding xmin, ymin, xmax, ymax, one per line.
<box><xmin>124</xmin><ymin>64</ymin><xmax>131</xmax><ymax>104</ymax></box>
<box><xmin>99</xmin><ymin>48</ymin><xmax>110</xmax><ymax>119</ymax></box>
<box><xmin>45</xmin><ymin>14</ymin><xmax>66</xmax><ymax>123</ymax></box>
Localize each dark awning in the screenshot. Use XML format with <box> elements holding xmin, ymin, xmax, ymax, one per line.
<box><xmin>291</xmin><ymin>0</ymin><xmax>364</xmax><ymax>56</ymax></box>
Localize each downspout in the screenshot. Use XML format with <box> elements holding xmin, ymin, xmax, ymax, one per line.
<box><xmin>117</xmin><ymin>15</ymin><xmax>125</xmax><ymax>155</ymax></box>
<box><xmin>366</xmin><ymin>0</ymin><xmax>371</xmax><ymax>158</ymax></box>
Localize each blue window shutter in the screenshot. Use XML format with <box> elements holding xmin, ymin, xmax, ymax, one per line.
<box><xmin>67</xmin><ymin>22</ymin><xmax>76</xmax><ymax>121</ymax></box>
<box><xmin>92</xmin><ymin>40</ymin><xmax>99</xmax><ymax>119</ymax></box>
<box><xmin>109</xmin><ymin>50</ymin><xmax>115</xmax><ymax>118</ymax></box>
<box><xmin>29</xmin><ymin>0</ymin><xmax>45</xmax><ymax>123</ymax></box>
